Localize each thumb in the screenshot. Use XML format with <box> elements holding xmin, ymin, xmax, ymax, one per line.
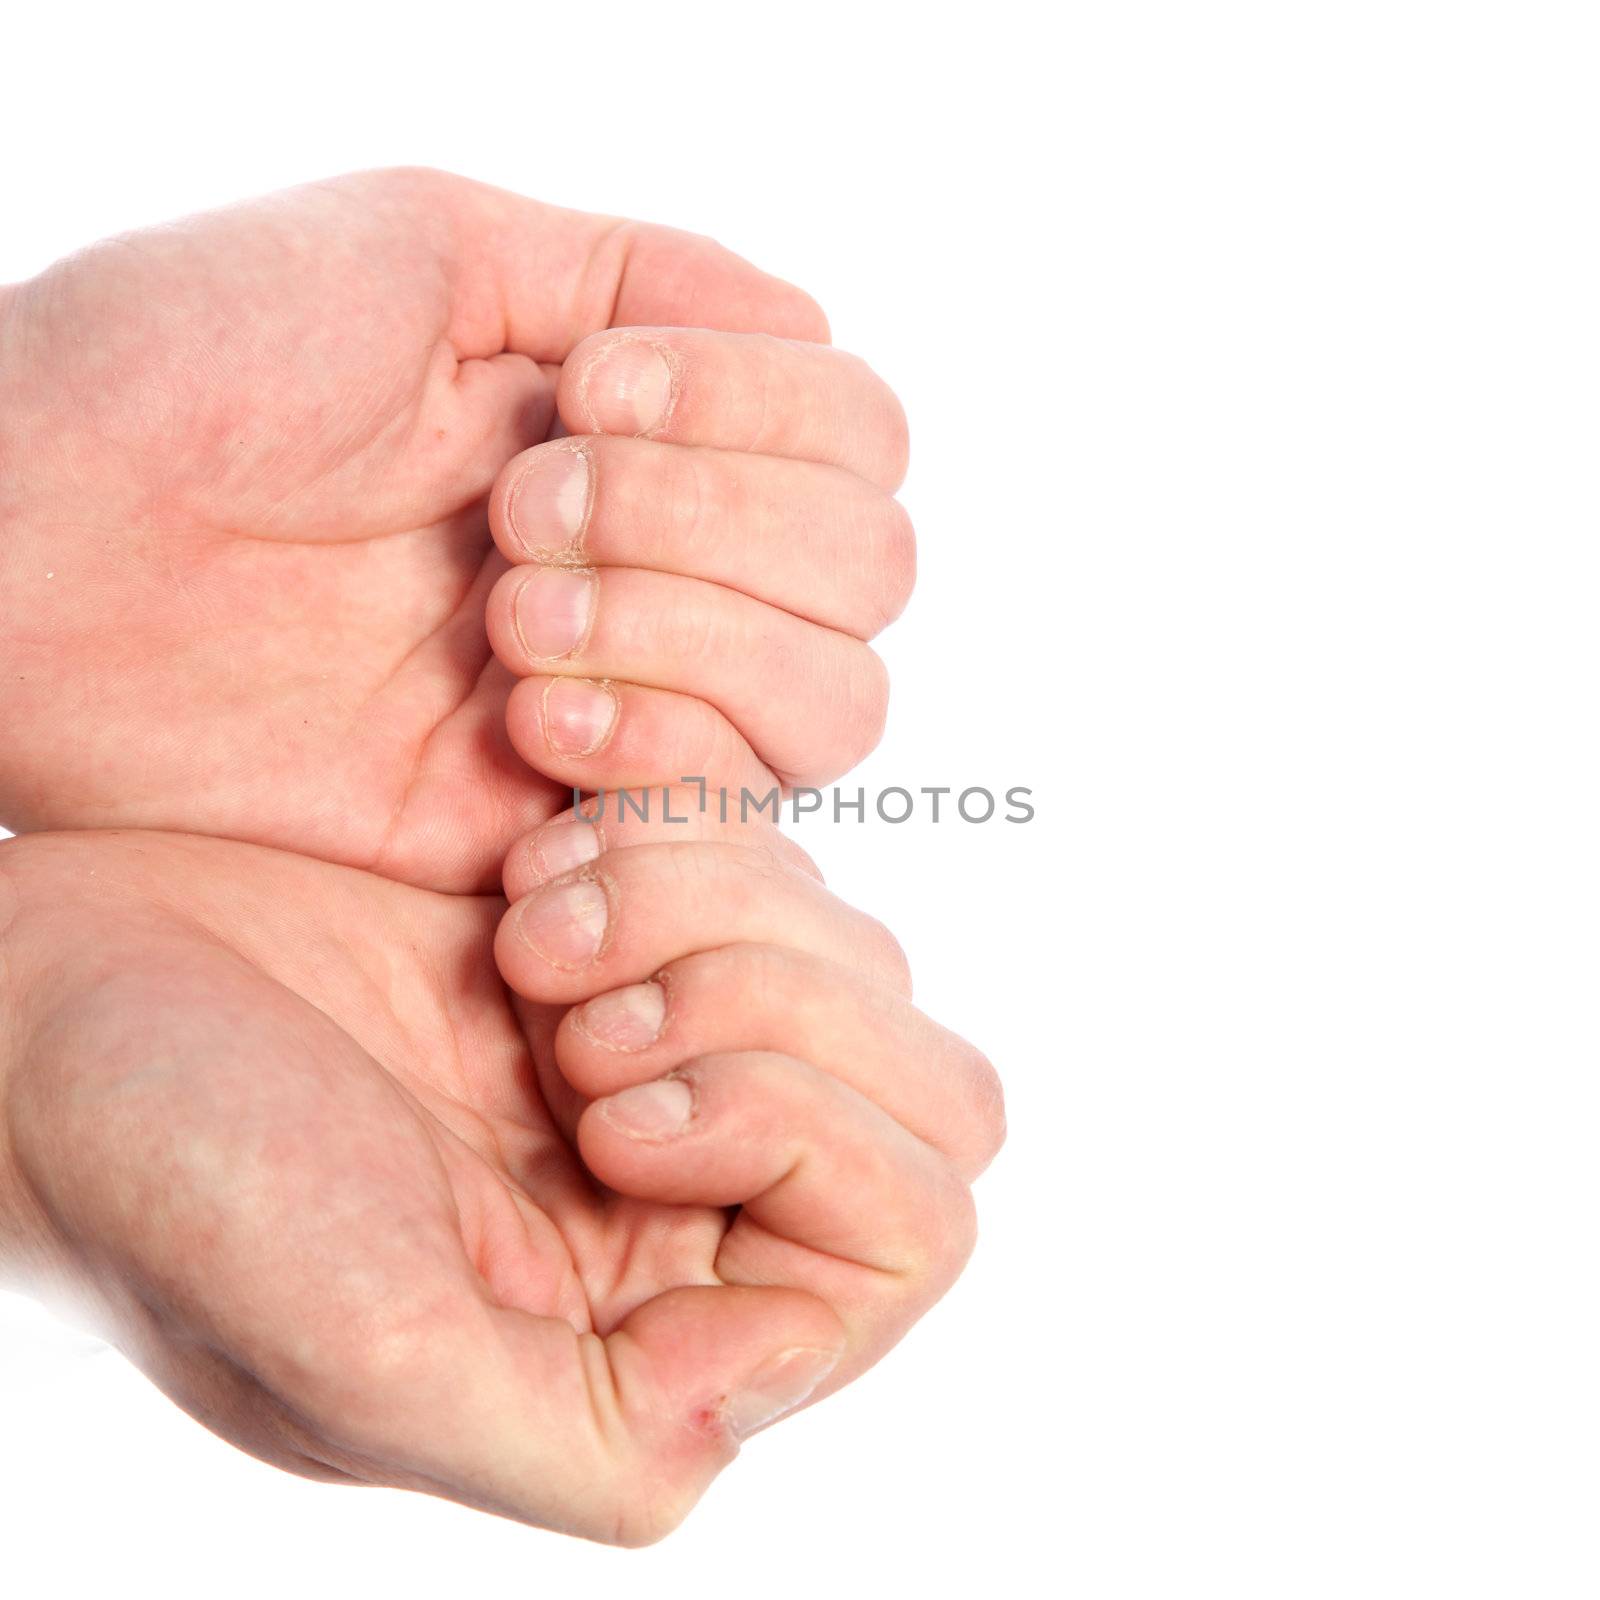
<box><xmin>353</xmin><ymin>166</ymin><xmax>829</xmax><ymax>524</ymax></box>
<box><xmin>429</xmin><ymin>168</ymin><xmax>832</xmax><ymax>359</ymax></box>
<box><xmin>608</xmin><ymin>1282</ymin><xmax>847</xmax><ymax>1451</ymax></box>
<box><xmin>465</xmin><ymin>1284</ymin><xmax>846</xmax><ymax>1545</ymax></box>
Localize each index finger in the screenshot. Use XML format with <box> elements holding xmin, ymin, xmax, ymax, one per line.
<box><xmin>558</xmin><ymin>327</ymin><xmax>910</xmax><ymax>491</ymax></box>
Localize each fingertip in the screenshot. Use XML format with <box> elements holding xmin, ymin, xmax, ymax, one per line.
<box><xmin>506</xmin><ymin>675</ymin><xmax>621</xmax><ymax>776</ymax></box>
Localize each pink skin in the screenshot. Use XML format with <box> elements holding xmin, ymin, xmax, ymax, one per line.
<box><xmin>0</xmin><ymin>169</ymin><xmax>909</xmax><ymax>892</ymax></box>
<box><xmin>0</xmin><ymin>826</ymin><xmax>1001</xmax><ymax>1545</ymax></box>
<box><xmin>0</xmin><ymin>177</ymin><xmax>982</xmax><ymax>1543</ymax></box>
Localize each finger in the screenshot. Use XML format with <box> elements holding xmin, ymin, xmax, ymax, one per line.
<box><xmin>429</xmin><ymin>170</ymin><xmax>831</xmax><ymax>358</ymax></box>
<box><xmin>556</xmin><ymin>944</ymin><xmax>1005</xmax><ymax>1182</ymax></box>
<box><xmin>489</xmin><ymin>437</ymin><xmax>915</xmax><ymax>639</ymax></box>
<box><xmin>486</xmin><ymin>565</ymin><xmax>889</xmax><ymax>786</ymax></box>
<box><xmin>576</xmin><ymin>1052</ymin><xmax>977</xmax><ymax>1353</ymax></box>
<box><xmin>494</xmin><ymin>841</ymin><xmax>911</xmax><ymax>1005</ymax></box>
<box><xmin>504</xmin><ymin>674</ymin><xmax>778</xmax><ymax>798</ymax></box>
<box><xmin>503</xmin><ymin>787</ymin><xmax>821</xmax><ymax>901</ymax></box>
<box><xmin>557</xmin><ymin>328</ymin><xmax>910</xmax><ymax>490</ymax></box>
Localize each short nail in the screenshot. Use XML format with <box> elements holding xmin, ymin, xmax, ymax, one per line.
<box><xmin>598</xmin><ymin>1076</ymin><xmax>693</xmax><ymax>1139</ymax></box>
<box><xmin>580</xmin><ymin>340</ymin><xmax>674</xmax><ymax>435</ymax></box>
<box><xmin>514</xmin><ymin>567</ymin><xmax>596</xmax><ymax>660</ymax></box>
<box><xmin>724</xmin><ymin>1348</ymin><xmax>841</xmax><ymax>1441</ymax></box>
<box><xmin>576</xmin><ymin>982</ymin><xmax>666</xmax><ymax>1050</ymax></box>
<box><xmin>544</xmin><ymin>678</ymin><xmax>618</xmax><ymax>755</ymax></box>
<box><xmin>516</xmin><ymin>879</ymin><xmax>609</xmax><ymax>967</ymax></box>
<box><xmin>508</xmin><ymin>445</ymin><xmax>590</xmax><ymax>558</ymax></box>
<box><xmin>532</xmin><ymin>818</ymin><xmax>603</xmax><ymax>878</ymax></box>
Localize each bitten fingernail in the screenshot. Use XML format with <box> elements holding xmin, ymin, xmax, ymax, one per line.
<box><xmin>579</xmin><ymin>339</ymin><xmax>674</xmax><ymax>435</ymax></box>
<box><xmin>598</xmin><ymin>1076</ymin><xmax>693</xmax><ymax>1139</ymax></box>
<box><xmin>576</xmin><ymin>982</ymin><xmax>667</xmax><ymax>1050</ymax></box>
<box><xmin>543</xmin><ymin>678</ymin><xmax>618</xmax><ymax>755</ymax></box>
<box><xmin>508</xmin><ymin>444</ymin><xmax>590</xmax><ymax>558</ymax></box>
<box><xmin>532</xmin><ymin>818</ymin><xmax>603</xmax><ymax>878</ymax></box>
<box><xmin>514</xmin><ymin>567</ymin><xmax>596</xmax><ymax>660</ymax></box>
<box><xmin>516</xmin><ymin>879</ymin><xmax>609</xmax><ymax>967</ymax></box>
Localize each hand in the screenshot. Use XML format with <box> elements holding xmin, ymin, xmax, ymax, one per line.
<box><xmin>0</xmin><ymin>822</ymin><xmax>1000</xmax><ymax>1543</ymax></box>
<box><xmin>0</xmin><ymin>168</ymin><xmax>909</xmax><ymax>892</ymax></box>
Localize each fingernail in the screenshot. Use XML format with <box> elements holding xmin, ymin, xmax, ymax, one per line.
<box><xmin>576</xmin><ymin>982</ymin><xmax>667</xmax><ymax>1050</ymax></box>
<box><xmin>508</xmin><ymin>445</ymin><xmax>590</xmax><ymax>558</ymax></box>
<box><xmin>725</xmin><ymin>1348</ymin><xmax>841</xmax><ymax>1441</ymax></box>
<box><xmin>516</xmin><ymin>879</ymin><xmax>609</xmax><ymax>967</ymax></box>
<box><xmin>532</xmin><ymin>818</ymin><xmax>603</xmax><ymax>879</ymax></box>
<box><xmin>598</xmin><ymin>1076</ymin><xmax>693</xmax><ymax>1139</ymax></box>
<box><xmin>543</xmin><ymin>678</ymin><xmax>618</xmax><ymax>755</ymax></box>
<box><xmin>580</xmin><ymin>339</ymin><xmax>674</xmax><ymax>435</ymax></box>
<box><xmin>514</xmin><ymin>567</ymin><xmax>596</xmax><ymax>660</ymax></box>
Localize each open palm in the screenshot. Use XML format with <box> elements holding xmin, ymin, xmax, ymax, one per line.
<box><xmin>0</xmin><ymin>169</ymin><xmax>827</xmax><ymax>889</ymax></box>
<box><xmin>3</xmin><ymin>826</ymin><xmax>994</xmax><ymax>1542</ymax></box>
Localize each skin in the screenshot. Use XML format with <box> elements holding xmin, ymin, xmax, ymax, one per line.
<box><xmin>0</xmin><ymin>822</ymin><xmax>1002</xmax><ymax>1544</ymax></box>
<box><xmin>0</xmin><ymin>169</ymin><xmax>912</xmax><ymax>892</ymax></box>
<box><xmin>0</xmin><ymin>175</ymin><xmax>997</xmax><ymax>1540</ymax></box>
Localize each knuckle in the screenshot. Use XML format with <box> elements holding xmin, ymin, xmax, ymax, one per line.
<box><xmin>861</xmin><ymin>911</ymin><xmax>913</xmax><ymax>993</ymax></box>
<box><xmin>897</xmin><ymin>1165</ymin><xmax>977</xmax><ymax>1284</ymax></box>
<box><xmin>870</xmin><ymin>498</ymin><xmax>918</xmax><ymax>629</ymax></box>
<box><xmin>875</xmin><ymin>385</ymin><xmax>912</xmax><ymax>488</ymax></box>
<box><xmin>886</xmin><ymin>401</ymin><xmax>911</xmax><ymax>484</ymax></box>
<box><xmin>774</xmin><ymin>834</ymin><xmax>824</xmax><ymax>883</ymax></box>
<box><xmin>938</xmin><ymin>1179</ymin><xmax>980</xmax><ymax>1276</ymax></box>
<box><xmin>840</xmin><ymin>351</ymin><xmax>910</xmax><ymax>486</ymax></box>
<box><xmin>963</xmin><ymin>1046</ymin><xmax>1008</xmax><ymax>1169</ymax></box>
<box><xmin>833</xmin><ymin>650</ymin><xmax>890</xmax><ymax>772</ymax></box>
<box><xmin>678</xmin><ymin>696</ymin><xmax>750</xmax><ymax>793</ymax></box>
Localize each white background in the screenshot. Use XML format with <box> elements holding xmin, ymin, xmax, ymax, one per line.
<box><xmin>2</xmin><ymin>2</ymin><xmax>1597</xmax><ymax>1595</ymax></box>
